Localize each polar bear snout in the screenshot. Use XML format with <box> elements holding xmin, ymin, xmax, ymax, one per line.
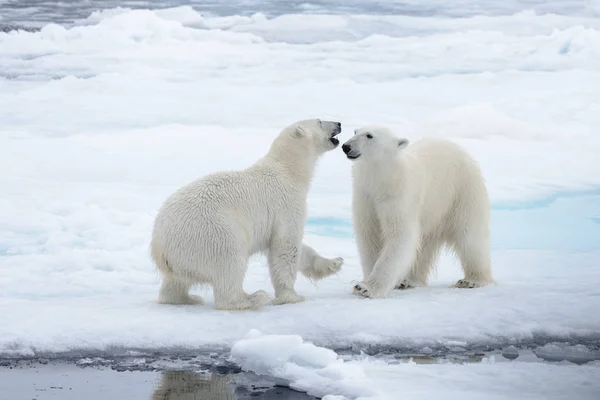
<box><xmin>330</xmin><ymin>121</ymin><xmax>342</xmax><ymax>136</ymax></box>
<box><xmin>341</xmin><ymin>142</ymin><xmax>360</xmax><ymax>160</ymax></box>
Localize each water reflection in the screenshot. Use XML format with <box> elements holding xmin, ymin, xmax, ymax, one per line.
<box><xmin>151</xmin><ymin>371</ymin><xmax>316</xmax><ymax>400</ymax></box>
<box><xmin>397</xmin><ymin>354</ymin><xmax>487</xmax><ymax>364</ymax></box>
<box><xmin>152</xmin><ymin>371</ymin><xmax>235</xmax><ymax>400</ymax></box>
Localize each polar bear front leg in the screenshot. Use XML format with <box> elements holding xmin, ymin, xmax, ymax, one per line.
<box><xmin>298</xmin><ymin>243</ymin><xmax>343</xmax><ymax>281</ymax></box>
<box><xmin>395</xmin><ymin>237</ymin><xmax>441</xmax><ymax>290</ymax></box>
<box><xmin>353</xmin><ymin>221</ymin><xmax>420</xmax><ymax>299</ymax></box>
<box><xmin>353</xmin><ymin>196</ymin><xmax>381</xmax><ymax>280</ymax></box>
<box><xmin>268</xmin><ymin>232</ymin><xmax>306</xmax><ymax>306</ymax></box>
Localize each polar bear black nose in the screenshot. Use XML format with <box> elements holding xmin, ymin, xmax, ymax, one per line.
<box><xmin>342</xmin><ymin>144</ymin><xmax>351</xmax><ymax>154</ymax></box>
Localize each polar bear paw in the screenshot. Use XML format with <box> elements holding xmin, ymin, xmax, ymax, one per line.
<box><xmin>215</xmin><ymin>290</ymin><xmax>271</xmax><ymax>311</ymax></box>
<box><xmin>453</xmin><ymin>279</ymin><xmax>481</xmax><ymax>289</ymax></box>
<box><xmin>302</xmin><ymin>256</ymin><xmax>344</xmax><ymax>281</ymax></box>
<box><xmin>185</xmin><ymin>294</ymin><xmax>205</xmax><ymax>305</ymax></box>
<box><xmin>395</xmin><ymin>280</ymin><xmax>416</xmax><ymax>290</ymax></box>
<box><xmin>272</xmin><ymin>290</ymin><xmax>306</xmax><ymax>306</ymax></box>
<box><xmin>248</xmin><ymin>290</ymin><xmax>273</xmax><ymax>307</ymax></box>
<box><xmin>329</xmin><ymin>257</ymin><xmax>344</xmax><ymax>273</ymax></box>
<box><xmin>352</xmin><ymin>281</ymin><xmax>373</xmax><ymax>298</ymax></box>
<box><xmin>158</xmin><ymin>281</ymin><xmax>205</xmax><ymax>305</ymax></box>
<box><xmin>158</xmin><ymin>293</ymin><xmax>204</xmax><ymax>305</ymax></box>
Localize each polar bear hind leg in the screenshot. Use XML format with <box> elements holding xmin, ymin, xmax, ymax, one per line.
<box><xmin>153</xmin><ymin>245</ymin><xmax>204</xmax><ymax>305</ymax></box>
<box><xmin>453</xmin><ymin>233</ymin><xmax>492</xmax><ymax>288</ymax></box>
<box><xmin>450</xmin><ymin>204</ymin><xmax>493</xmax><ymax>289</ymax></box>
<box><xmin>212</xmin><ymin>254</ymin><xmax>271</xmax><ymax>310</ymax></box>
<box><xmin>158</xmin><ymin>275</ymin><xmax>204</xmax><ymax>305</ymax></box>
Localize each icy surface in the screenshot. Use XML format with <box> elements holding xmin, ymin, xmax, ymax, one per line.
<box><xmin>1</xmin><ymin>4</ymin><xmax>600</xmax><ymax>359</ymax></box>
<box><xmin>1</xmin><ymin>1</ymin><xmax>599</xmax><ymax>30</ymax></box>
<box><xmin>231</xmin><ymin>330</ymin><xmax>600</xmax><ymax>399</ymax></box>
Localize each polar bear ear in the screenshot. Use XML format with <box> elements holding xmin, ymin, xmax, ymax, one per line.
<box><xmin>291</xmin><ymin>125</ymin><xmax>308</xmax><ymax>138</ymax></box>
<box><xmin>398</xmin><ymin>139</ymin><xmax>409</xmax><ymax>149</ymax></box>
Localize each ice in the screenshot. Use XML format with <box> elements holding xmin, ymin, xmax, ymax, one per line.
<box><xmin>230</xmin><ymin>330</ymin><xmax>600</xmax><ymax>399</ymax></box>
<box><xmin>534</xmin><ymin>343</ymin><xmax>600</xmax><ymax>364</ymax></box>
<box><xmin>1</xmin><ymin>4</ymin><xmax>600</xmax><ymax>363</ymax></box>
<box><xmin>1</xmin><ymin>245</ymin><xmax>598</xmax><ymax>357</ymax></box>
<box><xmin>230</xmin><ymin>329</ymin><xmax>376</xmax><ymax>398</ymax></box>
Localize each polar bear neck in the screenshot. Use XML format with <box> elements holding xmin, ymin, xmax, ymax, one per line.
<box><xmin>263</xmin><ymin>137</ymin><xmax>318</xmax><ymax>190</ymax></box>
<box><xmin>353</xmin><ymin>153</ymin><xmax>409</xmax><ymax>194</ymax></box>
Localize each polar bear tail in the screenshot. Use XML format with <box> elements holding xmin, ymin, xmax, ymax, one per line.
<box><xmin>150</xmin><ymin>240</ymin><xmax>172</xmax><ymax>274</ymax></box>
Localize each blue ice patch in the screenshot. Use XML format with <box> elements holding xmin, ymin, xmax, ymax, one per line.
<box><xmin>306</xmin><ymin>217</ymin><xmax>353</xmax><ymax>238</ymax></box>
<box><xmin>305</xmin><ymin>189</ymin><xmax>600</xmax><ymax>252</ymax></box>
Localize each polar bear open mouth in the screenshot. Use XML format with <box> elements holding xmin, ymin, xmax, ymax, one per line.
<box><xmin>329</xmin><ymin>130</ymin><xmax>341</xmax><ymax>146</ymax></box>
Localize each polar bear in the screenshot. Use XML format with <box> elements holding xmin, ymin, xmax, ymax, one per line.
<box><xmin>342</xmin><ymin>126</ymin><xmax>493</xmax><ymax>299</ymax></box>
<box><xmin>150</xmin><ymin>119</ymin><xmax>344</xmax><ymax>310</ymax></box>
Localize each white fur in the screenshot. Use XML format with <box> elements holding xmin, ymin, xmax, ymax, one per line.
<box><xmin>342</xmin><ymin>126</ymin><xmax>493</xmax><ymax>299</ymax></box>
<box><xmin>151</xmin><ymin>119</ymin><xmax>344</xmax><ymax>310</ymax></box>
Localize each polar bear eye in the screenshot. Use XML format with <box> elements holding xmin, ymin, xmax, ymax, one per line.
<box><xmin>366</xmin><ymin>134</ymin><xmax>373</xmax><ymax>139</ymax></box>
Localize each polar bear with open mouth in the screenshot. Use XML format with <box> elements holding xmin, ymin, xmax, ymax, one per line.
<box><xmin>151</xmin><ymin>119</ymin><xmax>344</xmax><ymax>310</ymax></box>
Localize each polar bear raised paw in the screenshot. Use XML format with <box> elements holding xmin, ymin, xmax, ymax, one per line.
<box><xmin>321</xmin><ymin>257</ymin><xmax>344</xmax><ymax>275</ymax></box>
<box><xmin>299</xmin><ymin>244</ymin><xmax>344</xmax><ymax>282</ymax></box>
<box><xmin>331</xmin><ymin>257</ymin><xmax>344</xmax><ymax>270</ymax></box>
<box><xmin>308</xmin><ymin>256</ymin><xmax>343</xmax><ymax>279</ymax></box>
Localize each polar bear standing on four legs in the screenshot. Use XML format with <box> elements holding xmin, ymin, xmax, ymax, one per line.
<box><xmin>342</xmin><ymin>126</ymin><xmax>493</xmax><ymax>299</ymax></box>
<box><xmin>151</xmin><ymin>119</ymin><xmax>344</xmax><ymax>310</ymax></box>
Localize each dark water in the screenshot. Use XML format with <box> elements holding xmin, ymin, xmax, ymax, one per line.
<box><xmin>2</xmin><ymin>342</ymin><xmax>599</xmax><ymax>399</ymax></box>
<box><xmin>0</xmin><ymin>0</ymin><xmax>593</xmax><ymax>31</ymax></box>
<box><xmin>0</xmin><ymin>360</ymin><xmax>317</xmax><ymax>400</ymax></box>
<box><xmin>2</xmin><ymin>345</ymin><xmax>599</xmax><ymax>400</ymax></box>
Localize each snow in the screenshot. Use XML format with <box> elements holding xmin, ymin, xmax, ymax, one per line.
<box><xmin>0</xmin><ymin>1</ymin><xmax>599</xmax><ymax>376</ymax></box>
<box><xmin>231</xmin><ymin>330</ymin><xmax>600</xmax><ymax>399</ymax></box>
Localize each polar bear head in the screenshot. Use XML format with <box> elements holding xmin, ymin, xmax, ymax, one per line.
<box><xmin>342</xmin><ymin>125</ymin><xmax>409</xmax><ymax>161</ymax></box>
<box><xmin>284</xmin><ymin>119</ymin><xmax>343</xmax><ymax>154</ymax></box>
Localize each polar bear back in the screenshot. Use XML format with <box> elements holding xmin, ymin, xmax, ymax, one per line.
<box><xmin>152</xmin><ymin>163</ymin><xmax>304</xmax><ymax>264</ymax></box>
<box><xmin>403</xmin><ymin>138</ymin><xmax>489</xmax><ymax>236</ymax></box>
